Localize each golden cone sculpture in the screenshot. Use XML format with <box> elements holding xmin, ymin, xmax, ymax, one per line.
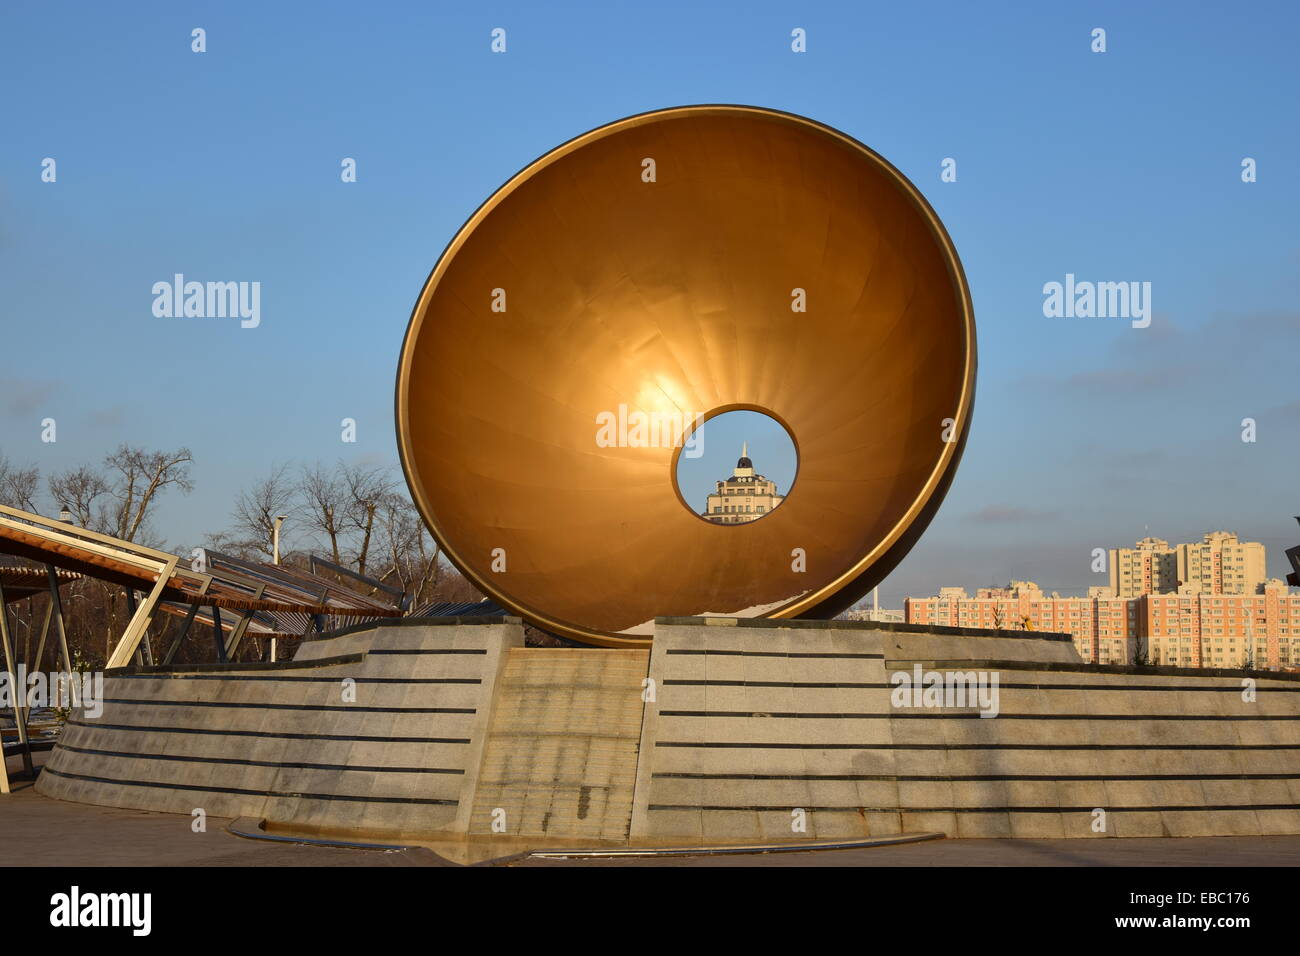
<box><xmin>396</xmin><ymin>106</ymin><xmax>975</xmax><ymax>647</ymax></box>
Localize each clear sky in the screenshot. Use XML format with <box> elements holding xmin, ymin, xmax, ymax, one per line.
<box><xmin>3</xmin><ymin>1</ymin><xmax>1298</xmax><ymax>606</ymax></box>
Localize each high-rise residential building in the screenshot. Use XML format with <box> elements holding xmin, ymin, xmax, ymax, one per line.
<box><xmin>1175</xmin><ymin>531</ymin><xmax>1267</xmax><ymax>596</ymax></box>
<box><xmin>702</xmin><ymin>444</ymin><xmax>785</xmax><ymax>524</ymax></box>
<box><xmin>905</xmin><ymin>579</ymin><xmax>1300</xmax><ymax>671</ymax></box>
<box><xmin>1109</xmin><ymin>531</ymin><xmax>1266</xmax><ymax>597</ymax></box>
<box><xmin>1109</xmin><ymin>536</ymin><xmax>1178</xmax><ymax>597</ymax></box>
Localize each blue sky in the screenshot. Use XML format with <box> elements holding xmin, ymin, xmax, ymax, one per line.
<box><xmin>2</xmin><ymin>1</ymin><xmax>1297</xmax><ymax>605</ymax></box>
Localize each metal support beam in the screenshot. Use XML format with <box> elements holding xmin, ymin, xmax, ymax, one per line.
<box><xmin>125</xmin><ymin>588</ymin><xmax>142</xmax><ymax>667</ymax></box>
<box><xmin>161</xmin><ymin>601</ymin><xmax>202</xmax><ymax>666</ymax></box>
<box><xmin>211</xmin><ymin>605</ymin><xmax>226</xmax><ymax>663</ymax></box>
<box><xmin>104</xmin><ymin>554</ymin><xmax>178</xmax><ymax>671</ymax></box>
<box><xmin>0</xmin><ymin>580</ymin><xmax>33</xmax><ymax>779</ymax></box>
<box><xmin>30</xmin><ymin>599</ymin><xmax>52</xmax><ymax>674</ymax></box>
<box><xmin>223</xmin><ymin>584</ymin><xmax>267</xmax><ymax>660</ymax></box>
<box><xmin>45</xmin><ymin>566</ymin><xmax>74</xmax><ymax>677</ymax></box>
<box><xmin>309</xmin><ymin>554</ymin><xmax>405</xmax><ymax>600</ymax></box>
<box><xmin>160</xmin><ymin>573</ymin><xmax>212</xmax><ymax>667</ymax></box>
<box><xmin>315</xmin><ymin>587</ymin><xmax>328</xmax><ymax>630</ymax></box>
<box><xmin>298</xmin><ymin>586</ymin><xmax>331</xmax><ymax>640</ymax></box>
<box><xmin>123</xmin><ymin>588</ymin><xmax>154</xmax><ymax>667</ymax></box>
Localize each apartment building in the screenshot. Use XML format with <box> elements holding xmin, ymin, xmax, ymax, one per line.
<box><xmin>905</xmin><ymin>578</ymin><xmax>1300</xmax><ymax>670</ymax></box>
<box><xmin>1109</xmin><ymin>531</ymin><xmax>1265</xmax><ymax>598</ymax></box>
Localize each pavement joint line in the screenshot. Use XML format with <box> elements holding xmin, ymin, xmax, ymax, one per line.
<box><xmin>226</xmin><ymin>816</ymin><xmax>448</xmax><ymax>862</ymax></box>
<box><xmin>228</xmin><ymin>816</ymin><xmax>945</xmax><ymax>861</ymax></box>
<box><xmin>525</xmin><ymin>831</ymin><xmax>947</xmax><ymax>859</ymax></box>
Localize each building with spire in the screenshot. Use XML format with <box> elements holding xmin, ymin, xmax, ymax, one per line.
<box><xmin>702</xmin><ymin>443</ymin><xmax>785</xmax><ymax>524</ymax></box>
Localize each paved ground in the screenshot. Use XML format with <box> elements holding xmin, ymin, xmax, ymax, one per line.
<box><xmin>510</xmin><ymin>835</ymin><xmax>1300</xmax><ymax>866</ymax></box>
<box><xmin>5</xmin><ymin>777</ymin><xmax>1300</xmax><ymax>867</ymax></box>
<box><xmin>0</xmin><ymin>780</ymin><xmax>440</xmax><ymax>867</ymax></box>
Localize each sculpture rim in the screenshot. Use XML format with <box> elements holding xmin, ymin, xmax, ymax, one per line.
<box><xmin>395</xmin><ymin>104</ymin><xmax>977</xmax><ymax>647</ymax></box>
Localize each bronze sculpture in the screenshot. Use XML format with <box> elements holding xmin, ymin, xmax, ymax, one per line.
<box><xmin>396</xmin><ymin>106</ymin><xmax>975</xmax><ymax>646</ymax></box>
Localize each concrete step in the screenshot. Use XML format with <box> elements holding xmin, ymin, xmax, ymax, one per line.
<box><xmin>467</xmin><ymin>648</ymin><xmax>648</xmax><ymax>842</ymax></box>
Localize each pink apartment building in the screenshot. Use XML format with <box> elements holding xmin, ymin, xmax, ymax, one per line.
<box><xmin>905</xmin><ymin>543</ymin><xmax>1300</xmax><ymax>671</ymax></box>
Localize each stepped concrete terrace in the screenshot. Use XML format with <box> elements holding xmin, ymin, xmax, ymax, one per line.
<box><xmin>35</xmin><ymin>615</ymin><xmax>1300</xmax><ymax>853</ymax></box>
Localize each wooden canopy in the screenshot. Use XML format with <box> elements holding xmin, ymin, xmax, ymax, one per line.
<box><xmin>0</xmin><ymin>504</ymin><xmax>403</xmax><ymax>669</ymax></box>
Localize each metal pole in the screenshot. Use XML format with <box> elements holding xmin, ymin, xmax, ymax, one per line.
<box><xmin>125</xmin><ymin>588</ymin><xmax>143</xmax><ymax>667</ymax></box>
<box><xmin>223</xmin><ymin>585</ymin><xmax>266</xmax><ymax>660</ymax></box>
<box><xmin>0</xmin><ymin>581</ymin><xmax>33</xmax><ymax>776</ymax></box>
<box><xmin>45</xmin><ymin>567</ymin><xmax>73</xmax><ymax>678</ymax></box>
<box><xmin>273</xmin><ymin>515</ymin><xmax>286</xmax><ymax>566</ymax></box>
<box><xmin>212</xmin><ymin>605</ymin><xmax>226</xmax><ymax>663</ymax></box>
<box><xmin>19</xmin><ymin>599</ymin><xmax>31</xmax><ymax>672</ymax></box>
<box><xmin>122</xmin><ymin>588</ymin><xmax>154</xmax><ymax>666</ymax></box>
<box><xmin>270</xmin><ymin>515</ymin><xmax>286</xmax><ymax>663</ymax></box>
<box><xmin>162</xmin><ymin>601</ymin><xmax>201</xmax><ymax>666</ymax></box>
<box><xmin>31</xmin><ymin>599</ymin><xmax>52</xmax><ymax>674</ymax></box>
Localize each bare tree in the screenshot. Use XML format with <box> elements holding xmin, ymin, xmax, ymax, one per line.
<box><xmin>298</xmin><ymin>462</ymin><xmax>348</xmax><ymax>564</ymax></box>
<box><xmin>201</xmin><ymin>528</ymin><xmax>267</xmax><ymax>563</ymax></box>
<box><xmin>371</xmin><ymin>490</ymin><xmax>438</xmax><ymax>598</ymax></box>
<box><xmin>341</xmin><ymin>463</ymin><xmax>396</xmax><ymax>576</ymax></box>
<box><xmin>48</xmin><ymin>464</ymin><xmax>110</xmax><ymax>529</ymax></box>
<box><xmin>409</xmin><ymin>510</ymin><xmax>443</xmax><ymax>604</ymax></box>
<box><xmin>45</xmin><ymin>447</ymin><xmax>193</xmax><ymax>661</ymax></box>
<box><xmin>0</xmin><ymin>454</ymin><xmax>41</xmax><ymax>512</ymax></box>
<box><xmin>219</xmin><ymin>459</ymin><xmax>482</xmax><ymax>614</ymax></box>
<box><xmin>230</xmin><ymin>463</ymin><xmax>295</xmax><ymax>558</ymax></box>
<box><xmin>103</xmin><ymin>444</ymin><xmax>194</xmax><ymax>542</ymax></box>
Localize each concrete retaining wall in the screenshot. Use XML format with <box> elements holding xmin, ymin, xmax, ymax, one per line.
<box><xmin>36</xmin><ymin>615</ymin><xmax>1300</xmax><ymax>847</ymax></box>
<box><xmin>629</xmin><ymin>617</ymin><xmax>1300</xmax><ymax>842</ymax></box>
<box><xmin>36</xmin><ymin>618</ymin><xmax>522</xmax><ymax>840</ymax></box>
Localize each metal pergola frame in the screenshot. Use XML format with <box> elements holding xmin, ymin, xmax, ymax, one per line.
<box><xmin>0</xmin><ymin>504</ymin><xmax>412</xmax><ymax>792</ymax></box>
<box><xmin>0</xmin><ymin>504</ymin><xmax>185</xmax><ymax>670</ymax></box>
<box><xmin>0</xmin><ymin>566</ymin><xmax>81</xmax><ymax>792</ymax></box>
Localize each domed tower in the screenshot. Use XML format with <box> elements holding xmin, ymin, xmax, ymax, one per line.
<box><xmin>702</xmin><ymin>443</ymin><xmax>785</xmax><ymax>524</ymax></box>
<box><xmin>734</xmin><ymin>442</ymin><xmax>754</xmax><ymax>478</ymax></box>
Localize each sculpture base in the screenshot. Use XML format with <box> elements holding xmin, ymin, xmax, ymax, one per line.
<box><xmin>36</xmin><ymin>616</ymin><xmax>1300</xmax><ymax>858</ymax></box>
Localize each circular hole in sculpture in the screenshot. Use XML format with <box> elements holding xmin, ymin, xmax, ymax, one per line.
<box><xmin>674</xmin><ymin>409</ymin><xmax>798</xmax><ymax>525</ymax></box>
